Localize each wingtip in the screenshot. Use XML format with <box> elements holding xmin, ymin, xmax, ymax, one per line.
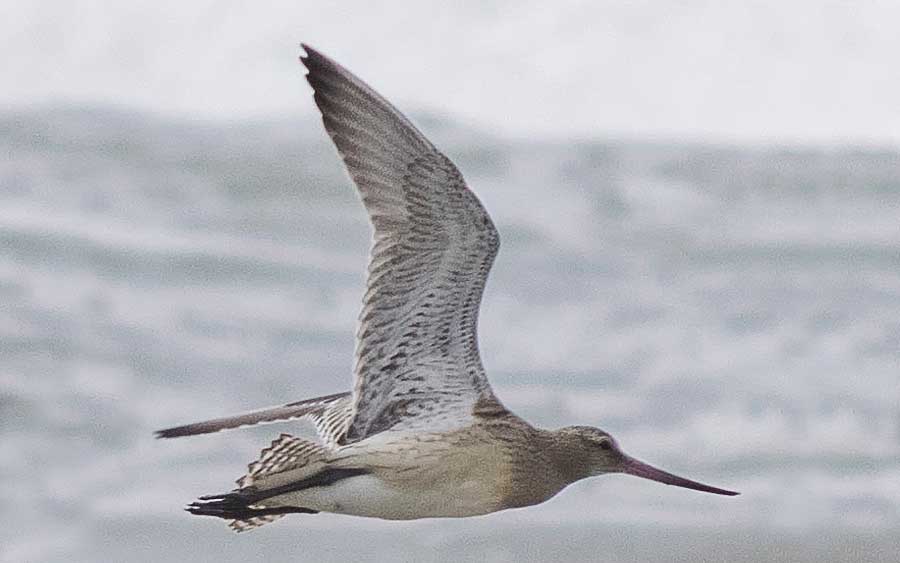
<box><xmin>298</xmin><ymin>42</ymin><xmax>322</xmax><ymax>67</ymax></box>
<box><xmin>298</xmin><ymin>46</ymin><xmax>309</xmax><ymax>67</ymax></box>
<box><xmin>298</xmin><ymin>43</ymin><xmax>345</xmax><ymax>76</ymax></box>
<box><xmin>298</xmin><ymin>44</ymin><xmax>333</xmax><ymax>90</ymax></box>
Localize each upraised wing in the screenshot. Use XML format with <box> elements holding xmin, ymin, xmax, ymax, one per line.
<box><xmin>301</xmin><ymin>45</ymin><xmax>501</xmax><ymax>443</ymax></box>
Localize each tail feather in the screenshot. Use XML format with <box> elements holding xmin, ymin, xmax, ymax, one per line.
<box><xmin>187</xmin><ymin>433</ymin><xmax>329</xmax><ymax>532</ymax></box>
<box><xmin>238</xmin><ymin>433</ymin><xmax>328</xmax><ymax>488</ymax></box>
<box><xmin>230</xmin><ymin>514</ymin><xmax>285</xmax><ymax>533</ymax></box>
<box><xmin>186</xmin><ymin>492</ymin><xmax>317</xmax><ymax>533</ymax></box>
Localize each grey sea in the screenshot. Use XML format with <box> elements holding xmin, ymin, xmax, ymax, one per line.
<box><xmin>2</xmin><ymin>107</ymin><xmax>898</xmax><ymax>562</ymax></box>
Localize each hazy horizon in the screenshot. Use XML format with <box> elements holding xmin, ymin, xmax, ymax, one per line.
<box><xmin>4</xmin><ymin>1</ymin><xmax>900</xmax><ymax>146</ymax></box>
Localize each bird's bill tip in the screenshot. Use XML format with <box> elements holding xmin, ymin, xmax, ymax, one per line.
<box><xmin>622</xmin><ymin>456</ymin><xmax>739</xmax><ymax>496</ymax></box>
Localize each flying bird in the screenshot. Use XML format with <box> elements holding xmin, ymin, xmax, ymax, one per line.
<box><xmin>157</xmin><ymin>44</ymin><xmax>738</xmax><ymax>532</ymax></box>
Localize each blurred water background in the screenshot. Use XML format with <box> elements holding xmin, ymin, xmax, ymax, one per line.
<box><xmin>4</xmin><ymin>2</ymin><xmax>900</xmax><ymax>561</ymax></box>
<box><xmin>1</xmin><ymin>104</ymin><xmax>898</xmax><ymax>562</ymax></box>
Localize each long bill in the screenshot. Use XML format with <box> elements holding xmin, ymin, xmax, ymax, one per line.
<box><xmin>622</xmin><ymin>456</ymin><xmax>739</xmax><ymax>496</ymax></box>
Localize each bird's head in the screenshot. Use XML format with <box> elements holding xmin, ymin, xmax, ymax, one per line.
<box><xmin>554</xmin><ymin>425</ymin><xmax>739</xmax><ymax>496</ymax></box>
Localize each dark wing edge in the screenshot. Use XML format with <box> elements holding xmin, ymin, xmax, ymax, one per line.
<box><xmin>154</xmin><ymin>391</ymin><xmax>350</xmax><ymax>439</ymax></box>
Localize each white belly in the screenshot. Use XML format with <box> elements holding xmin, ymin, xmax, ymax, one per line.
<box><xmin>269</xmin><ymin>473</ymin><xmax>498</xmax><ymax>520</ymax></box>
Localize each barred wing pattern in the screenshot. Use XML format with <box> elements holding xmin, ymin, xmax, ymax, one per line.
<box><xmin>301</xmin><ymin>45</ymin><xmax>501</xmax><ymax>443</ymax></box>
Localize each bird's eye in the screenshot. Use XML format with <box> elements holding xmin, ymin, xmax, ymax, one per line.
<box><xmin>598</xmin><ymin>439</ymin><xmax>612</xmax><ymax>451</ymax></box>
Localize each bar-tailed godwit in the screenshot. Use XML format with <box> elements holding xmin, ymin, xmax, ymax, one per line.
<box><xmin>157</xmin><ymin>44</ymin><xmax>738</xmax><ymax>532</ymax></box>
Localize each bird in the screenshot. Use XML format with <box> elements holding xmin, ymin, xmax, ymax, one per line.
<box><xmin>156</xmin><ymin>43</ymin><xmax>738</xmax><ymax>532</ymax></box>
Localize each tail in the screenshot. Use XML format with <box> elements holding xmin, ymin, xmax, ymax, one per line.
<box><xmin>186</xmin><ymin>492</ymin><xmax>318</xmax><ymax>533</ymax></box>
<box><xmin>236</xmin><ymin>433</ymin><xmax>330</xmax><ymax>489</ymax></box>
<box><xmin>188</xmin><ymin>433</ymin><xmax>329</xmax><ymax>532</ymax></box>
<box><xmin>154</xmin><ymin>392</ymin><xmax>350</xmax><ymax>439</ymax></box>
